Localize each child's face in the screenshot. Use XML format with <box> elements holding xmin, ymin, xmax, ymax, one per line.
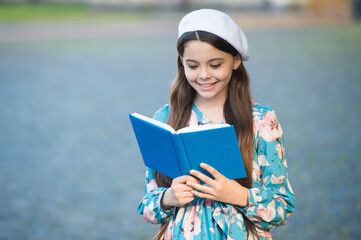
<box><xmin>181</xmin><ymin>40</ymin><xmax>241</xmax><ymax>105</ymax></box>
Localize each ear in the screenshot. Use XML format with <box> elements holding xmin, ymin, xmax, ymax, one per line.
<box><xmin>233</xmin><ymin>54</ymin><xmax>242</xmax><ymax>70</ymax></box>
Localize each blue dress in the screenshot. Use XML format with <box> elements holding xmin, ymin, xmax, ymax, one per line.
<box><xmin>138</xmin><ymin>102</ymin><xmax>295</xmax><ymax>239</ymax></box>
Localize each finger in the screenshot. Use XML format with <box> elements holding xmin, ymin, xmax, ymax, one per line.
<box><xmin>187</xmin><ymin>181</ymin><xmax>214</xmax><ymax>195</ymax></box>
<box><xmin>172</xmin><ymin>191</ymin><xmax>194</xmax><ymax>204</ymax></box>
<box><xmin>176</xmin><ymin>191</ymin><xmax>194</xmax><ymax>198</ymax></box>
<box><xmin>181</xmin><ymin>196</ymin><xmax>195</xmax><ymax>205</ymax></box>
<box><xmin>180</xmin><ymin>185</ymin><xmax>197</xmax><ymax>192</ymax></box>
<box><xmin>174</xmin><ymin>175</ymin><xmax>193</xmax><ymax>184</ymax></box>
<box><xmin>189</xmin><ymin>169</ymin><xmax>216</xmax><ymax>186</ymax></box>
<box><xmin>185</xmin><ymin>175</ymin><xmax>201</xmax><ymax>184</ymax></box>
<box><xmin>191</xmin><ymin>190</ymin><xmax>215</xmax><ymax>200</ymax></box>
<box><xmin>200</xmin><ymin>163</ymin><xmax>223</xmax><ymax>180</ymax></box>
<box><xmin>172</xmin><ymin>182</ymin><xmax>196</xmax><ymax>193</ymax></box>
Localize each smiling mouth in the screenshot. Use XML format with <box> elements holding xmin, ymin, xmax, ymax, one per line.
<box><xmin>198</xmin><ymin>82</ymin><xmax>218</xmax><ymax>87</ymax></box>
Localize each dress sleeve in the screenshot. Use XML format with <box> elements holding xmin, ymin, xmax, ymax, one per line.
<box><xmin>237</xmin><ymin>107</ymin><xmax>295</xmax><ymax>230</ymax></box>
<box><xmin>137</xmin><ymin>167</ymin><xmax>176</xmax><ymax>224</ymax></box>
<box><xmin>137</xmin><ymin>104</ymin><xmax>176</xmax><ymax>224</ymax></box>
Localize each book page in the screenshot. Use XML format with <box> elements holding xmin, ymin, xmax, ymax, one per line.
<box><xmin>177</xmin><ymin>123</ymin><xmax>230</xmax><ymax>134</ymax></box>
<box><xmin>131</xmin><ymin>113</ymin><xmax>176</xmax><ymax>133</ymax></box>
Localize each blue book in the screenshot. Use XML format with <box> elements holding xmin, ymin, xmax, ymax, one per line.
<box><xmin>129</xmin><ymin>113</ymin><xmax>247</xmax><ymax>180</ymax></box>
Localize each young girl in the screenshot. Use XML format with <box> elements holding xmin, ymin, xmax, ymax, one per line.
<box><xmin>138</xmin><ymin>9</ymin><xmax>295</xmax><ymax>240</ymax></box>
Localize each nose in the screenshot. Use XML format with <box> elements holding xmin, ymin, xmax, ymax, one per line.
<box><xmin>199</xmin><ymin>66</ymin><xmax>211</xmax><ymax>80</ymax></box>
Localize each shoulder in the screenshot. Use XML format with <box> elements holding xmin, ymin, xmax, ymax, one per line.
<box><xmin>252</xmin><ymin>101</ymin><xmax>283</xmax><ymax>141</ymax></box>
<box><xmin>252</xmin><ymin>101</ymin><xmax>275</xmax><ymax>119</ymax></box>
<box><xmin>153</xmin><ymin>104</ymin><xmax>170</xmax><ymax>123</ymax></box>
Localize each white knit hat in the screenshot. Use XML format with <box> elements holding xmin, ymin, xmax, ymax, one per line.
<box><xmin>178</xmin><ymin>9</ymin><xmax>249</xmax><ymax>61</ymax></box>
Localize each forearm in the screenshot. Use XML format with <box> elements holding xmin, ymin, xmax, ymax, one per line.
<box><xmin>237</xmin><ymin>186</ymin><xmax>295</xmax><ymax>230</ymax></box>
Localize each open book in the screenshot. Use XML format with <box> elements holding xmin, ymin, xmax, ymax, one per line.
<box><xmin>129</xmin><ymin>113</ymin><xmax>246</xmax><ymax>180</ymax></box>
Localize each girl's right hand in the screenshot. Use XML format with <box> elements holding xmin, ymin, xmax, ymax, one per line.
<box><xmin>161</xmin><ymin>175</ymin><xmax>199</xmax><ymax>210</ymax></box>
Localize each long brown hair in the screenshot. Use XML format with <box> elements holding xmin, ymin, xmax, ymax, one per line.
<box><xmin>153</xmin><ymin>31</ymin><xmax>255</xmax><ymax>239</ymax></box>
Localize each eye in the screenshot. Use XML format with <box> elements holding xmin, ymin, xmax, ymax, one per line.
<box><xmin>210</xmin><ymin>64</ymin><xmax>221</xmax><ymax>69</ymax></box>
<box><xmin>188</xmin><ymin>65</ymin><xmax>198</xmax><ymax>70</ymax></box>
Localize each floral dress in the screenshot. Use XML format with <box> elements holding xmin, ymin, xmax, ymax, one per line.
<box><xmin>138</xmin><ymin>102</ymin><xmax>295</xmax><ymax>240</ymax></box>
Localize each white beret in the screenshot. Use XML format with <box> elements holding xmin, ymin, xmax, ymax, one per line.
<box><xmin>178</xmin><ymin>9</ymin><xmax>249</xmax><ymax>61</ymax></box>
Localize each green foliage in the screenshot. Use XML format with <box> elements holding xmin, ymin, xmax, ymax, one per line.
<box><xmin>0</xmin><ymin>4</ymin><xmax>90</xmax><ymax>22</ymax></box>
<box><xmin>0</xmin><ymin>3</ymin><xmax>155</xmax><ymax>23</ymax></box>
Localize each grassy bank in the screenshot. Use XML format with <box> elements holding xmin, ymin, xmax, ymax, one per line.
<box><xmin>0</xmin><ymin>4</ymin><xmax>90</xmax><ymax>22</ymax></box>
<box><xmin>0</xmin><ymin>4</ymin><xmax>154</xmax><ymax>23</ymax></box>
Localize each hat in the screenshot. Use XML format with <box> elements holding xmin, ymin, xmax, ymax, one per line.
<box><xmin>178</xmin><ymin>9</ymin><xmax>249</xmax><ymax>61</ymax></box>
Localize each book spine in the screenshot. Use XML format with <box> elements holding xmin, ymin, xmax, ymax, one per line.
<box><xmin>172</xmin><ymin>134</ymin><xmax>191</xmax><ymax>175</ymax></box>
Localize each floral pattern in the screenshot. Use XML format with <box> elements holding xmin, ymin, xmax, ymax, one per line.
<box><xmin>137</xmin><ymin>102</ymin><xmax>295</xmax><ymax>239</ymax></box>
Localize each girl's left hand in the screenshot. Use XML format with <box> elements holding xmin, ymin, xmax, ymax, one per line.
<box><xmin>187</xmin><ymin>163</ymin><xmax>249</xmax><ymax>207</ymax></box>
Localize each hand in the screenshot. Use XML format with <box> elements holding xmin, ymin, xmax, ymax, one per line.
<box><xmin>188</xmin><ymin>163</ymin><xmax>249</xmax><ymax>207</ymax></box>
<box><xmin>161</xmin><ymin>175</ymin><xmax>200</xmax><ymax>210</ymax></box>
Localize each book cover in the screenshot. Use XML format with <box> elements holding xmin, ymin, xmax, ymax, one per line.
<box><xmin>129</xmin><ymin>113</ymin><xmax>246</xmax><ymax>180</ymax></box>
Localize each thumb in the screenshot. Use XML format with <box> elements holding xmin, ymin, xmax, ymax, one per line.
<box><xmin>185</xmin><ymin>175</ymin><xmax>201</xmax><ymax>184</ymax></box>
<box><xmin>173</xmin><ymin>175</ymin><xmax>190</xmax><ymax>184</ymax></box>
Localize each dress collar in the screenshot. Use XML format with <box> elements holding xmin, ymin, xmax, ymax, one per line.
<box><xmin>192</xmin><ymin>103</ymin><xmax>226</xmax><ymax>125</ymax></box>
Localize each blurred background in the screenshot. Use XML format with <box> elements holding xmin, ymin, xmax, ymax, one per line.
<box><xmin>0</xmin><ymin>0</ymin><xmax>361</xmax><ymax>239</ymax></box>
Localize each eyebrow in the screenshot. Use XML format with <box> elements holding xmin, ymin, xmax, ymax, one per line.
<box><xmin>185</xmin><ymin>58</ymin><xmax>224</xmax><ymax>64</ymax></box>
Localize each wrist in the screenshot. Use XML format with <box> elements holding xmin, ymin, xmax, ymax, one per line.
<box><xmin>237</xmin><ymin>187</ymin><xmax>249</xmax><ymax>207</ymax></box>
<box><xmin>160</xmin><ymin>188</ymin><xmax>173</xmax><ymax>210</ymax></box>
<box><xmin>231</xmin><ymin>184</ymin><xmax>249</xmax><ymax>207</ymax></box>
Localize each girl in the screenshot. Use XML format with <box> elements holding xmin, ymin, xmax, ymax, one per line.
<box><xmin>138</xmin><ymin>9</ymin><xmax>295</xmax><ymax>240</ymax></box>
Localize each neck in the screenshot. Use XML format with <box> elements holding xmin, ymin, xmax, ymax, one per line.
<box><xmin>194</xmin><ymin>94</ymin><xmax>226</xmax><ymax>110</ymax></box>
<box><xmin>194</xmin><ymin>96</ymin><xmax>226</xmax><ymax>124</ymax></box>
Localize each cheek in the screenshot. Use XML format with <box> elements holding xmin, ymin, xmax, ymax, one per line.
<box><xmin>214</xmin><ymin>70</ymin><xmax>232</xmax><ymax>82</ymax></box>
<box><xmin>184</xmin><ymin>70</ymin><xmax>198</xmax><ymax>83</ymax></box>
<box><xmin>222</xmin><ymin>65</ymin><xmax>235</xmax><ymax>80</ymax></box>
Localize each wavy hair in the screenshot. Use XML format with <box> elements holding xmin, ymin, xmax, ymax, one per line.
<box><xmin>154</xmin><ymin>31</ymin><xmax>255</xmax><ymax>239</ymax></box>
